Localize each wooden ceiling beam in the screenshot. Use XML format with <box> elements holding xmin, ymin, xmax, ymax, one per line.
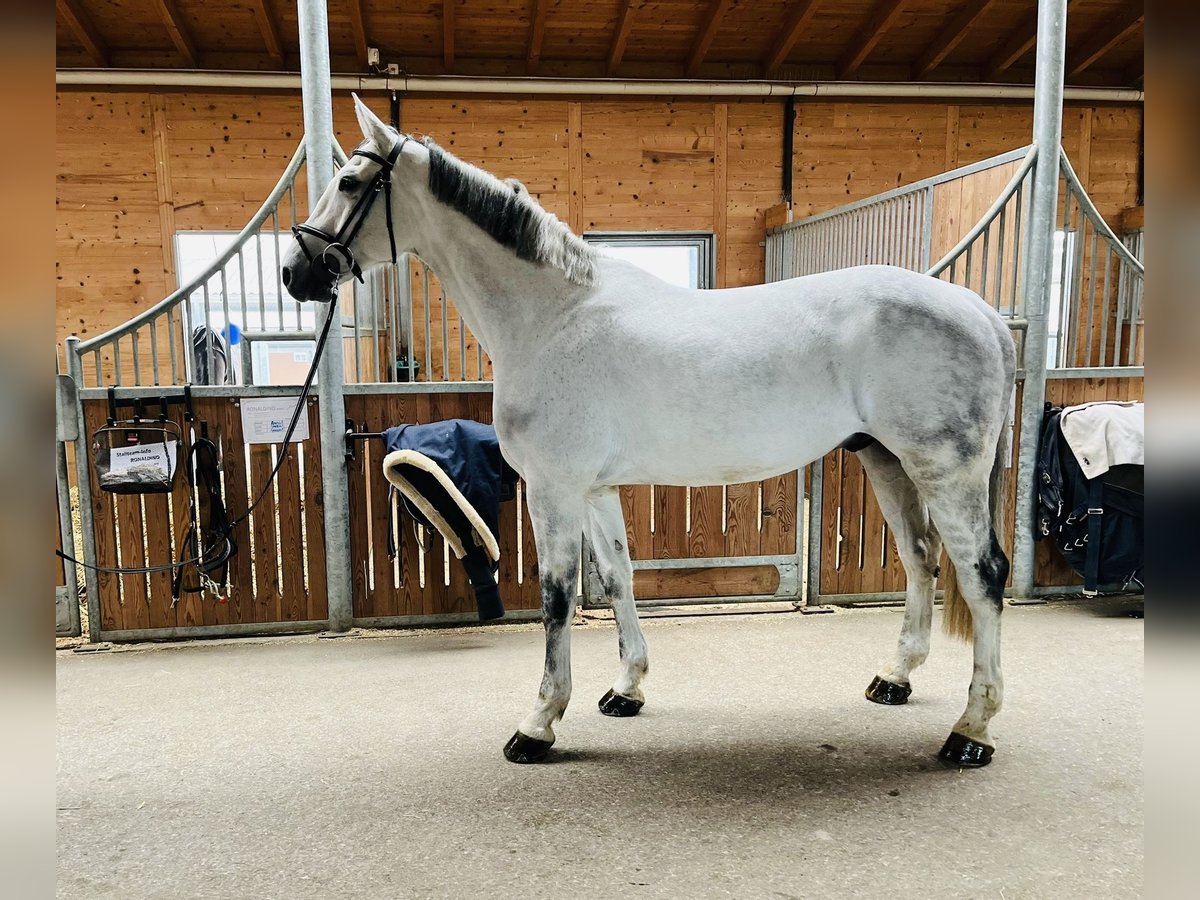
<box><xmin>686</xmin><ymin>0</ymin><xmax>733</xmax><ymax>77</ymax></box>
<box><xmin>152</xmin><ymin>0</ymin><xmax>199</xmax><ymax>68</ymax></box>
<box><xmin>988</xmin><ymin>0</ymin><xmax>1083</xmax><ymax>80</ymax></box>
<box><xmin>912</xmin><ymin>0</ymin><xmax>998</xmax><ymax>79</ymax></box>
<box><xmin>1066</xmin><ymin>8</ymin><xmax>1143</xmax><ymax>78</ymax></box>
<box><xmin>444</xmin><ymin>0</ymin><xmax>455</xmax><ymax>70</ymax></box>
<box><xmin>348</xmin><ymin>0</ymin><xmax>369</xmax><ymax>69</ymax></box>
<box><xmin>762</xmin><ymin>0</ymin><xmax>820</xmax><ymax>77</ymax></box>
<box><xmin>607</xmin><ymin>0</ymin><xmax>638</xmax><ymax>76</ymax></box>
<box><xmin>838</xmin><ymin>0</ymin><xmax>908</xmax><ymax>80</ymax></box>
<box><xmin>527</xmin><ymin>0</ymin><xmax>549</xmax><ymax>74</ymax></box>
<box><xmin>248</xmin><ymin>0</ymin><xmax>284</xmax><ymax>69</ymax></box>
<box><xmin>58</xmin><ymin>0</ymin><xmax>109</xmax><ymax>67</ymax></box>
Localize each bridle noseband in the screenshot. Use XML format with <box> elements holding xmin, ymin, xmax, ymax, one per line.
<box><xmin>291</xmin><ymin>135</ymin><xmax>410</xmax><ymax>296</ymax></box>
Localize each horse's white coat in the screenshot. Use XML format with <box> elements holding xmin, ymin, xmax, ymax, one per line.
<box><xmin>283</xmin><ymin>97</ymin><xmax>1017</xmax><ymax>759</ymax></box>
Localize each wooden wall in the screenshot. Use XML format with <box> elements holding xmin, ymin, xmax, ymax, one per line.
<box><xmin>56</xmin><ymin>89</ymin><xmax>1142</xmax><ymax>349</ymax></box>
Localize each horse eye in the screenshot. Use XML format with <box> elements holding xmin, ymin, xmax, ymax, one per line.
<box><xmin>338</xmin><ymin>176</ymin><xmax>358</xmax><ymax>193</ymax></box>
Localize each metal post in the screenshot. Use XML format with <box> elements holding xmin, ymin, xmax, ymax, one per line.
<box><xmin>66</xmin><ymin>337</ymin><xmax>103</xmax><ymax>643</ymax></box>
<box><xmin>1011</xmin><ymin>0</ymin><xmax>1068</xmax><ymax>600</ymax></box>
<box><xmin>298</xmin><ymin>0</ymin><xmax>354</xmax><ymax>631</ymax></box>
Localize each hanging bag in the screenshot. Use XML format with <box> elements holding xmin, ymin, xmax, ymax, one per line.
<box><xmin>91</xmin><ymin>391</ymin><xmax>182</xmax><ymax>495</ymax></box>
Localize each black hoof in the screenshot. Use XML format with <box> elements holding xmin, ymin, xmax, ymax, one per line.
<box><xmin>503</xmin><ymin>731</ymin><xmax>554</xmax><ymax>764</ymax></box>
<box><xmin>865</xmin><ymin>675</ymin><xmax>912</xmax><ymax>706</ymax></box>
<box><xmin>598</xmin><ymin>689</ymin><xmax>644</xmax><ymax>718</ymax></box>
<box><xmin>937</xmin><ymin>732</ymin><xmax>995</xmax><ymax>768</ymax></box>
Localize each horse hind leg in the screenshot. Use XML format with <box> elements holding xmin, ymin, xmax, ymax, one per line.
<box><xmin>857</xmin><ymin>443</ymin><xmax>942</xmax><ymax>706</ymax></box>
<box><xmin>585</xmin><ymin>488</ymin><xmax>649</xmax><ymax>717</ymax></box>
<box><xmin>917</xmin><ymin>475</ymin><xmax>1008</xmax><ymax>769</ymax></box>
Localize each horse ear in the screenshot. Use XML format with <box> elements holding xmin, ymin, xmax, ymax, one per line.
<box><xmin>352</xmin><ymin>93</ymin><xmax>391</xmax><ymax>146</ymax></box>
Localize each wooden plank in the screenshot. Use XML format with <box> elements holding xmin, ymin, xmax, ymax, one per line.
<box><xmin>944</xmin><ymin>105</ymin><xmax>960</xmax><ymax>170</ymax></box>
<box><xmin>83</xmin><ymin>401</ymin><xmax>121</xmax><ymax>632</ymax></box>
<box><xmin>114</xmin><ymin>493</ymin><xmax>150</xmax><ymax>630</ymax></box>
<box><xmin>568</xmin><ymin>102</ymin><xmax>584</xmax><ymax>233</ymax></box>
<box><xmin>276</xmin><ymin>418</ymin><xmax>306</xmax><ymax>621</ymax></box>
<box><xmin>714</xmin><ymin>102</ymin><xmax>728</xmax><ymax>287</ymax></box>
<box><xmin>620</xmin><ymin>485</ymin><xmax>652</xmax><ymax>561</ymax></box>
<box><xmin>686</xmin><ymin>0</ymin><xmax>733</xmax><ymax>77</ymax></box>
<box><xmin>820</xmin><ymin>452</ymin><xmax>843</xmax><ymax>595</ymax></box>
<box><xmin>443</xmin><ymin>0</ymin><xmax>455</xmax><ymax>69</ymax></box>
<box><xmin>759</xmin><ymin>472</ymin><xmax>796</xmax><ymax>556</ymax></box>
<box><xmin>348</xmin><ymin>0</ymin><xmax>369</xmax><ymax>69</ymax></box>
<box><xmin>653</xmin><ymin>485</ymin><xmax>688</xmax><ymax>559</ymax></box>
<box><xmin>248</xmin><ymin>0</ymin><xmax>284</xmax><ymax>69</ymax></box>
<box><xmin>860</xmin><ymin>472</ymin><xmax>887</xmax><ymax>594</ymax></box>
<box><xmin>837</xmin><ymin>451</ymin><xmax>865</xmax><ymax>595</ymax></box>
<box><xmin>303</xmin><ymin>399</ymin><xmax>328</xmax><ymax>621</ymax></box>
<box><xmin>140</xmin><ymin>406</ymin><xmax>184</xmax><ymax>627</ymax></box>
<box><xmin>763</xmin><ymin>0</ymin><xmax>820</xmax><ymax>75</ymax></box>
<box><xmin>249</xmin><ymin>444</ymin><xmax>280</xmax><ymax>623</ymax></box>
<box><xmin>527</xmin><ymin>0</ymin><xmax>549</xmax><ymax>74</ymax></box>
<box><xmin>152</xmin><ymin>0</ymin><xmax>199</xmax><ymax>67</ymax></box>
<box><xmin>633</xmin><ymin>565</ymin><xmax>778</xmax><ymax>600</ymax></box>
<box><xmin>1067</xmin><ymin>9</ymin><xmax>1144</xmax><ymax>78</ymax></box>
<box><xmin>724</xmin><ymin>482</ymin><xmax>760</xmax><ymax>559</ymax></box>
<box><xmin>838</xmin><ymin>0</ymin><xmax>909</xmax><ymax>80</ymax></box>
<box><xmin>58</xmin><ymin>0</ymin><xmax>109</xmax><ymax>67</ymax></box>
<box><xmin>912</xmin><ymin>0</ymin><xmax>997</xmax><ymax>78</ymax></box>
<box><xmin>219</xmin><ymin>399</ymin><xmax>255</xmax><ymax>625</ymax></box>
<box><xmin>688</xmin><ymin>486</ymin><xmax>725</xmax><ymax>558</ymax></box>
<box><xmin>345</xmin><ymin>394</ymin><xmax>370</xmax><ymax>618</ymax></box>
<box><xmin>607</xmin><ymin>0</ymin><xmax>638</xmax><ymax>75</ymax></box>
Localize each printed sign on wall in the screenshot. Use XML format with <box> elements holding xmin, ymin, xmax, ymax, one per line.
<box><xmin>239</xmin><ymin>397</ymin><xmax>310</xmax><ymax>444</ymax></box>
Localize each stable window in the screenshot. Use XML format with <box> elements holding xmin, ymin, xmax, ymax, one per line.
<box><xmin>583</xmin><ymin>232</ymin><xmax>715</xmax><ymax>289</ymax></box>
<box><xmin>1045</xmin><ymin>228</ymin><xmax>1076</xmax><ymax>368</ymax></box>
<box><xmin>175</xmin><ymin>232</ymin><xmax>319</xmax><ymax>385</ymax></box>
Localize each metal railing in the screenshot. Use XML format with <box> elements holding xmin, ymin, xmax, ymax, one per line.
<box><xmin>1054</xmin><ymin>152</ymin><xmax>1145</xmax><ymax>368</ymax></box>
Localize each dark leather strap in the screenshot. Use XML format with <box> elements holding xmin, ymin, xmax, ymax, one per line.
<box><xmin>1084</xmin><ymin>477</ymin><xmax>1104</xmax><ymax>595</ymax></box>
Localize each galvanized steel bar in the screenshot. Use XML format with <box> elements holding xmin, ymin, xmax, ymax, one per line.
<box><xmin>131</xmin><ymin>331</ymin><xmax>141</xmax><ymax>386</ymax></box>
<box><xmin>1010</xmin><ymin>180</ymin><xmax>1025</xmax><ymax>317</ymax></box>
<box><xmin>422</xmin><ymin>262</ymin><xmax>432</xmax><ymax>380</ymax></box>
<box><xmin>920</xmin><ymin>186</ymin><xmax>934</xmax><ymax>271</ymax></box>
<box><xmin>1067</xmin><ymin>194</ymin><xmax>1086</xmax><ymax>365</ymax></box>
<box><xmin>1099</xmin><ymin>243</ymin><xmax>1113</xmax><ymax>365</ymax></box>
<box><xmin>1012</xmin><ymin>0</ymin><xmax>1069</xmax><ymax>600</ymax></box>
<box><xmin>66</xmin><ymin>337</ymin><xmax>103</xmax><ymax>643</ymax></box>
<box><xmin>166</xmin><ymin>305</ymin><xmax>179</xmax><ymax>383</ymax></box>
<box><xmin>299</xmin><ymin>0</ymin><xmax>354</xmax><ymax>632</ymax></box>
<box><xmin>1084</xmin><ymin>229</ymin><xmax>1099</xmax><ymax>366</ymax></box>
<box><xmin>806</xmin><ymin>458</ymin><xmax>824</xmax><ymax>606</ymax></box>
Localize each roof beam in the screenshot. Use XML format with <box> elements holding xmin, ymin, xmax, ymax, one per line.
<box><xmin>444</xmin><ymin>0</ymin><xmax>455</xmax><ymax>70</ymax></box>
<box><xmin>838</xmin><ymin>0</ymin><xmax>908</xmax><ymax>79</ymax></box>
<box><xmin>912</xmin><ymin>0</ymin><xmax>997</xmax><ymax>79</ymax></box>
<box><xmin>988</xmin><ymin>0</ymin><xmax>1083</xmax><ymax>80</ymax></box>
<box><xmin>152</xmin><ymin>0</ymin><xmax>198</xmax><ymax>68</ymax></box>
<box><xmin>527</xmin><ymin>0</ymin><xmax>549</xmax><ymax>74</ymax></box>
<box><xmin>58</xmin><ymin>0</ymin><xmax>109</xmax><ymax>67</ymax></box>
<box><xmin>607</xmin><ymin>0</ymin><xmax>638</xmax><ymax>76</ymax></box>
<box><xmin>1066</xmin><ymin>8</ymin><xmax>1143</xmax><ymax>78</ymax></box>
<box><xmin>763</xmin><ymin>0</ymin><xmax>820</xmax><ymax>76</ymax></box>
<box><xmin>686</xmin><ymin>0</ymin><xmax>733</xmax><ymax>77</ymax></box>
<box><xmin>248</xmin><ymin>0</ymin><xmax>284</xmax><ymax>69</ymax></box>
<box><xmin>348</xmin><ymin>0</ymin><xmax>369</xmax><ymax>69</ymax></box>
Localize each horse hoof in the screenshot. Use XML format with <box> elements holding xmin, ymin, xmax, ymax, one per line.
<box><xmin>865</xmin><ymin>675</ymin><xmax>912</xmax><ymax>706</ymax></box>
<box><xmin>937</xmin><ymin>732</ymin><xmax>994</xmax><ymax>768</ymax></box>
<box><xmin>503</xmin><ymin>731</ymin><xmax>554</xmax><ymax>764</ymax></box>
<box><xmin>598</xmin><ymin>689</ymin><xmax>644</xmax><ymax>717</ymax></box>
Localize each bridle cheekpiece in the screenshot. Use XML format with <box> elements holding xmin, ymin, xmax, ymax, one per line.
<box><xmin>290</xmin><ymin>135</ymin><xmax>410</xmax><ymax>299</ymax></box>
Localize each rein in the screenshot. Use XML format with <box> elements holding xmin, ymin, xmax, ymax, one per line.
<box><xmin>59</xmin><ymin>137</ymin><xmax>408</xmax><ymax>584</ymax></box>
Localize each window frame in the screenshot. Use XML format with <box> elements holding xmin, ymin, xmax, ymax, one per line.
<box><xmin>582</xmin><ymin>231</ymin><xmax>716</xmax><ymax>289</ymax></box>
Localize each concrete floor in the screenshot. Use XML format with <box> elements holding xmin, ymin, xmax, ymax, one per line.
<box><xmin>57</xmin><ymin>599</ymin><xmax>1143</xmax><ymax>899</ymax></box>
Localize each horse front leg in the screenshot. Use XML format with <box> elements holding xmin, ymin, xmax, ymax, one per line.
<box><xmin>503</xmin><ymin>482</ymin><xmax>585</xmax><ymax>764</ymax></box>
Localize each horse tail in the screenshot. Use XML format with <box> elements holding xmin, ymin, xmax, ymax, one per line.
<box><xmin>941</xmin><ymin>407</ymin><xmax>1010</xmax><ymax>643</ymax></box>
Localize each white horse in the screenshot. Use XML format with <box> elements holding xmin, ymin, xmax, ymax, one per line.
<box><xmin>284</xmin><ymin>97</ymin><xmax>1017</xmax><ymax>768</ymax></box>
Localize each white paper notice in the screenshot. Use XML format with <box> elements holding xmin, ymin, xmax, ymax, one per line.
<box><xmin>239</xmin><ymin>397</ymin><xmax>310</xmax><ymax>444</ymax></box>
<box><xmin>108</xmin><ymin>440</ymin><xmax>177</xmax><ymax>477</ymax></box>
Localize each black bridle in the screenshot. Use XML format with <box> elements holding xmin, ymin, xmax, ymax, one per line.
<box><xmin>290</xmin><ymin>135</ymin><xmax>410</xmax><ymax>296</ymax></box>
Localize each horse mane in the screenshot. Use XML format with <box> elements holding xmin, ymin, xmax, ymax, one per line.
<box><xmin>421</xmin><ymin>137</ymin><xmax>598</xmax><ymax>287</ymax></box>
